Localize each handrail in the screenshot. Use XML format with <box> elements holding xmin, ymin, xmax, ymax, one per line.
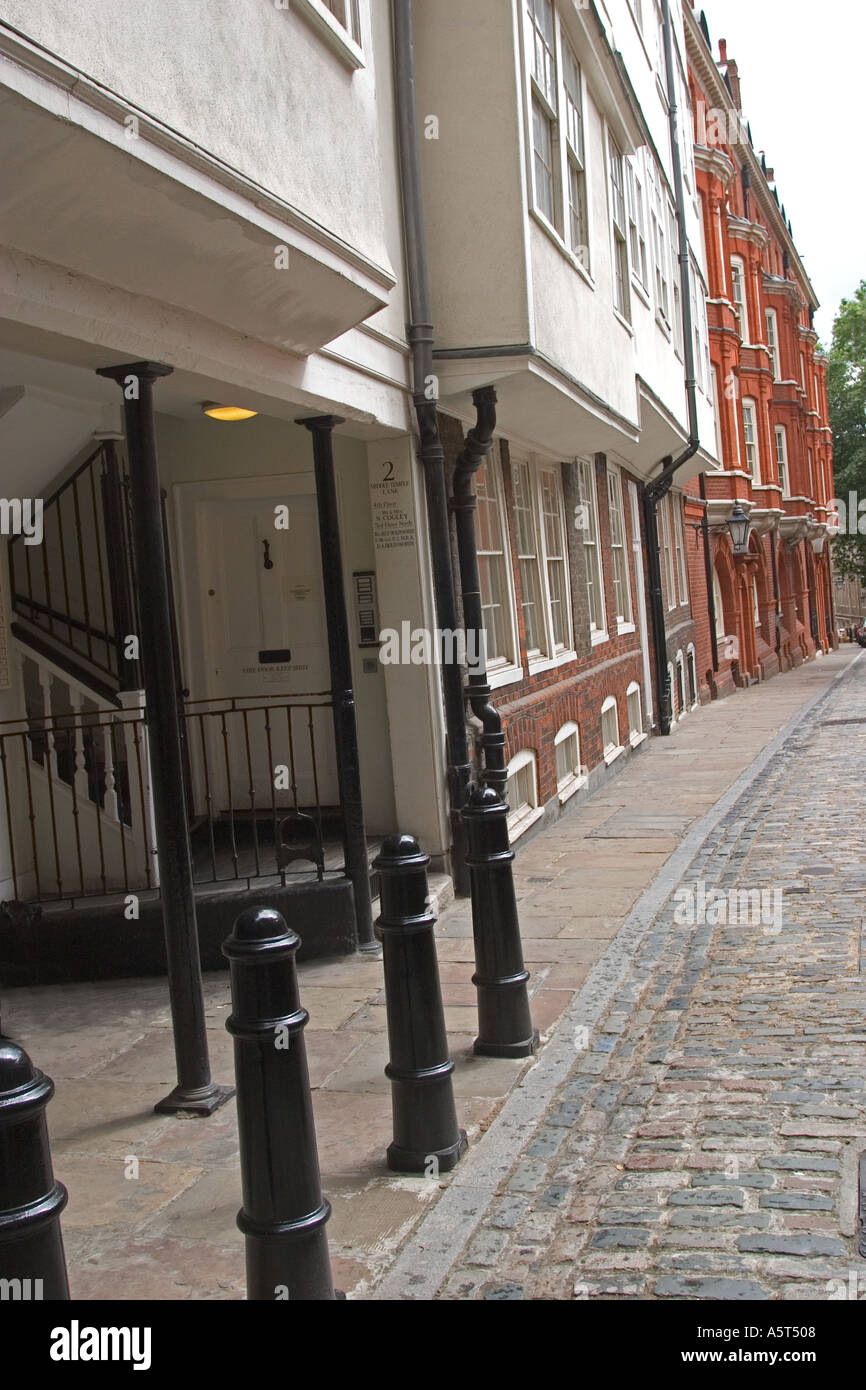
<box><xmin>31</xmin><ymin>442</ymin><xmax>106</xmax><ymax>511</ymax></box>
<box><xmin>183</xmin><ymin>692</ymin><xmax>333</xmax><ymax>709</ymax></box>
<box><xmin>12</xmin><ymin>595</ymin><xmax>116</xmax><ymax>649</ymax></box>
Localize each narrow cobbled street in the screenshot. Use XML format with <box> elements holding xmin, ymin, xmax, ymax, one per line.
<box><xmin>378</xmin><ymin>652</ymin><xmax>866</xmax><ymax>1300</ymax></box>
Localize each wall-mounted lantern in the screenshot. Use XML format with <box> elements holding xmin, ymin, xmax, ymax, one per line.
<box><xmin>727</xmin><ymin>502</ymin><xmax>751</xmax><ymax>555</ymax></box>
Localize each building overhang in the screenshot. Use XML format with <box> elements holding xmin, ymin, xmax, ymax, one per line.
<box><xmin>0</xmin><ymin>32</ymin><xmax>394</xmax><ymax>356</ymax></box>
<box><xmin>432</xmin><ymin>348</ymin><xmax>641</xmax><ymax>463</ymax></box>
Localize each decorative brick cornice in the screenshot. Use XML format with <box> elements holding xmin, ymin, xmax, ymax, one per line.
<box><xmin>727</xmin><ymin>216</ymin><xmax>770</xmax><ymax>251</ymax></box>
<box><xmin>693</xmin><ymin>144</ymin><xmax>736</xmax><ymax>189</ymax></box>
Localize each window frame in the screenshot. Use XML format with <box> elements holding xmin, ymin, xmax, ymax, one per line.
<box><xmin>562</xmin><ymin>39</ymin><xmax>590</xmax><ymax>270</ymax></box>
<box><xmin>712</xmin><ymin>567</ymin><xmax>726</xmax><ymax>641</ymax></box>
<box><xmin>659</xmin><ymin>493</ymin><xmax>677</xmax><ymax>611</ymax></box>
<box><xmin>607</xmin><ymin>131</ymin><xmax>631</xmax><ymax>325</ymax></box>
<box><xmin>536</xmin><ymin>461</ymin><xmax>574</xmax><ymax>660</ymax></box>
<box><xmin>505</xmin><ymin>747</ymin><xmax>543</xmax><ymax>838</ymax></box>
<box><xmin>554</xmin><ymin>721</ymin><xmax>587</xmax><ymax>801</ymax></box>
<box><xmin>291</xmin><ymin>0</ymin><xmax>364</xmax><ymax>69</ymax></box>
<box><xmin>474</xmin><ymin>444</ymin><xmax>523</xmax><ymax>684</ymax></box>
<box><xmin>577</xmin><ymin>457</ymin><xmax>608</xmax><ymax>644</ymax></box>
<box><xmin>672</xmin><ymin>494</ymin><xmax>688</xmax><ymax>607</ymax></box>
<box><xmin>512</xmin><ymin>455</ymin><xmax>575</xmax><ymax>669</ymax></box>
<box><xmin>686</xmin><ymin>645</ymin><xmax>698</xmax><ymax>710</ymax></box>
<box><xmin>626</xmin><ymin>155</ymin><xmax>649</xmax><ymax>295</ymax></box>
<box><xmin>730</xmin><ymin>256</ymin><xmax>748</xmax><ymax>341</ymax></box>
<box><xmin>601</xmin><ymin>695</ymin><xmax>624</xmax><ymax>764</ymax></box>
<box><xmin>626</xmin><ymin>681</ymin><xmax>646</xmax><ymax>747</ymax></box>
<box><xmin>674</xmin><ymin>651</ymin><xmax>686</xmax><ymax>718</ymax></box>
<box><xmin>606</xmin><ymin>463</ymin><xmax>634</xmax><ymax>631</ymax></box>
<box><xmin>647</xmin><ymin>158</ymin><xmax>671</xmax><ymax>331</ymax></box>
<box><xmin>523</xmin><ymin>0</ymin><xmax>592</xmax><ymax>275</ymax></box>
<box><xmin>774</xmin><ymin>424</ymin><xmax>789</xmax><ymax>497</ymax></box>
<box><xmin>741</xmin><ymin>397</ymin><xmax>760</xmax><ymax>481</ymax></box>
<box><xmin>710</xmin><ymin>366</ymin><xmax>723</xmax><ymax>462</ymax></box>
<box><xmin>765</xmin><ymin>308</ymin><xmax>781</xmax><ymax>380</ymax></box>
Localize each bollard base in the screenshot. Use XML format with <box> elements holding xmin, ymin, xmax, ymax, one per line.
<box><xmin>387</xmin><ymin>1128</ymin><xmax>468</xmax><ymax>1175</ymax></box>
<box><xmin>154</xmin><ymin>1082</ymin><xmax>235</xmax><ymax>1116</ymax></box>
<box><xmin>473</xmin><ymin>1029</ymin><xmax>539</xmax><ymax>1059</ymax></box>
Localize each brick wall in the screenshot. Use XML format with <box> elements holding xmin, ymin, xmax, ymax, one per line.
<box><xmin>440</xmin><ymin>413</ymin><xmax>647</xmax><ymax>808</ymax></box>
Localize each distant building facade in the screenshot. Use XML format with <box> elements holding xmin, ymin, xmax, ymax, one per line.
<box><xmin>682</xmin><ymin>5</ymin><xmax>836</xmax><ymax>702</ymax></box>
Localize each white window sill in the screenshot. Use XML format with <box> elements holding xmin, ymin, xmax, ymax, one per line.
<box><xmin>557</xmin><ymin>772</ymin><xmax>588</xmax><ymax>805</ymax></box>
<box><xmin>631</xmin><ymin>278</ymin><xmax>651</xmax><ymax>310</ymax></box>
<box><xmin>656</xmin><ymin>312</ymin><xmax>672</xmax><ymax>340</ymax></box>
<box><xmin>290</xmin><ymin>0</ymin><xmax>365</xmax><ymax>69</ymax></box>
<box><xmin>528</xmin><ymin>648</ymin><xmax>578</xmax><ymax>676</ymax></box>
<box><xmin>508</xmin><ymin>805</ymin><xmax>545</xmax><ymax>841</ymax></box>
<box><xmin>616</xmin><ymin>620</ymin><xmax>636</xmax><ymax>636</ymax></box>
<box><xmin>487</xmin><ymin>662</ymin><xmax>526</xmax><ymax>691</ymax></box>
<box><xmin>613</xmin><ymin>307</ymin><xmax>634</xmax><ymax>336</ymax></box>
<box><xmin>591</xmin><ymin>629</ymin><xmax>610</xmax><ymax>648</ymax></box>
<box><xmin>528</xmin><ymin>208</ymin><xmax>595</xmax><ymax>287</ymax></box>
<box><xmin>603</xmin><ymin>744</ymin><xmax>626</xmax><ymax>766</ymax></box>
<box><xmin>629</xmin><ymin>730</ymin><xmax>648</xmax><ymax>749</ymax></box>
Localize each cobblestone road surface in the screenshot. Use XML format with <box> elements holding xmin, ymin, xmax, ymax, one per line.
<box><xmin>384</xmin><ymin>656</ymin><xmax>866</xmax><ymax>1301</ymax></box>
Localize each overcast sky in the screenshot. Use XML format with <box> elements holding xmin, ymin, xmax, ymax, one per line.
<box><xmin>701</xmin><ymin>0</ymin><xmax>865</xmax><ymax>348</ymax></box>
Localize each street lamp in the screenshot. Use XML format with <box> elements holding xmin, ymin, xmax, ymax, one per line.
<box><xmin>727</xmin><ymin>502</ymin><xmax>751</xmax><ymax>555</ymax></box>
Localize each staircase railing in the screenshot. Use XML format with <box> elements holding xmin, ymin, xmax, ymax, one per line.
<box><xmin>8</xmin><ymin>438</ymin><xmax>140</xmax><ymax>692</ymax></box>
<box><xmin>0</xmin><ymin>647</ymin><xmax>157</xmax><ymax>904</ymax></box>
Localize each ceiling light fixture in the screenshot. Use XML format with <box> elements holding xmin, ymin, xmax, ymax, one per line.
<box><xmin>202</xmin><ymin>402</ymin><xmax>258</xmax><ymax>421</ymax></box>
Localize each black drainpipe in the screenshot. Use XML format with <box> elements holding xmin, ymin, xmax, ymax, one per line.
<box><xmin>393</xmin><ymin>0</ymin><xmax>470</xmax><ymax>894</ymax></box>
<box><xmin>451</xmin><ymin>386</ymin><xmax>506</xmax><ymax>796</ymax></box>
<box><xmin>644</xmin><ymin>0</ymin><xmax>701</xmax><ymax>735</ymax></box>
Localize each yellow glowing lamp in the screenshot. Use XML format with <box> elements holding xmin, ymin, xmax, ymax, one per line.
<box><xmin>202</xmin><ymin>402</ymin><xmax>258</xmax><ymax>421</ymax></box>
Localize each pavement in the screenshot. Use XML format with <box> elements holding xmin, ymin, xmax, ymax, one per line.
<box><xmin>2</xmin><ymin>645</ymin><xmax>862</xmax><ymax>1301</ymax></box>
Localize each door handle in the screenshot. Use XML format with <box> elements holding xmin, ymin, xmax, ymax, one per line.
<box><xmin>262</xmin><ymin>539</ymin><xmax>274</xmax><ymax>570</ymax></box>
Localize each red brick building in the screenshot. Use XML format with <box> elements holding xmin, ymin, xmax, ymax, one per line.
<box><xmin>682</xmin><ymin>6</ymin><xmax>836</xmax><ymax>701</ymax></box>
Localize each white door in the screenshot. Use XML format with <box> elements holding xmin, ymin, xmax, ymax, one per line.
<box><xmin>195</xmin><ymin>483</ymin><xmax>338</xmax><ymax>812</ymax></box>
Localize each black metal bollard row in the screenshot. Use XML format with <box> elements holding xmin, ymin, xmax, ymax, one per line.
<box><xmin>0</xmin><ymin>1042</ymin><xmax>69</xmax><ymax>1300</ymax></box>
<box><xmin>223</xmin><ymin>906</ymin><xmax>337</xmax><ymax>1301</ymax></box>
<box><xmin>463</xmin><ymin>785</ymin><xmax>539</xmax><ymax>1058</ymax></box>
<box><xmin>374</xmin><ymin>834</ymin><xmax>467</xmax><ymax>1175</ymax></box>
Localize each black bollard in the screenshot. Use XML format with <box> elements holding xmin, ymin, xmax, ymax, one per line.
<box><xmin>463</xmin><ymin>786</ymin><xmax>539</xmax><ymax>1058</ymax></box>
<box><xmin>0</xmin><ymin>1042</ymin><xmax>69</xmax><ymax>1299</ymax></box>
<box><xmin>374</xmin><ymin>834</ymin><xmax>467</xmax><ymax>1174</ymax></box>
<box><xmin>223</xmin><ymin>907</ymin><xmax>336</xmax><ymax>1301</ymax></box>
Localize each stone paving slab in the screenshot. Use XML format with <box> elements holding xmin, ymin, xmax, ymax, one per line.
<box><xmin>0</xmin><ymin>648</ymin><xmax>858</xmax><ymax>1300</ymax></box>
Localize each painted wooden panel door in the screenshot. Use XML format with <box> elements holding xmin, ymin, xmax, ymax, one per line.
<box><xmin>198</xmin><ymin>488</ymin><xmax>338</xmax><ymax>810</ymax></box>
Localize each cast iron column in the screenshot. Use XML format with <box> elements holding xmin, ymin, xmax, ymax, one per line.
<box><xmin>299</xmin><ymin>415</ymin><xmax>375</xmax><ymax>951</ymax></box>
<box><xmin>97</xmin><ymin>360</ymin><xmax>233</xmax><ymax>1116</ymax></box>
<box><xmin>0</xmin><ymin>1041</ymin><xmax>69</xmax><ymax>1299</ymax></box>
<box><xmin>223</xmin><ymin>906</ymin><xmax>336</xmax><ymax>1300</ymax></box>
<box><xmin>374</xmin><ymin>834</ymin><xmax>467</xmax><ymax>1173</ymax></box>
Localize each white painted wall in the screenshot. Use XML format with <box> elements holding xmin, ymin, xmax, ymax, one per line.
<box><xmin>412</xmin><ymin>0</ymin><xmax>532</xmax><ymax>350</ymax></box>
<box><xmin>0</xmin><ymin>0</ymin><xmax>392</xmax><ymax>273</ymax></box>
